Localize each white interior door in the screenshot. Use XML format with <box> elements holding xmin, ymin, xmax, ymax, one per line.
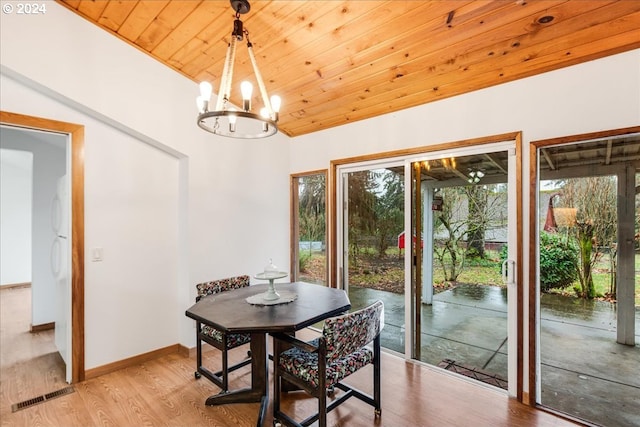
<box><xmin>53</xmin><ymin>161</ymin><xmax>72</xmax><ymax>383</ymax></box>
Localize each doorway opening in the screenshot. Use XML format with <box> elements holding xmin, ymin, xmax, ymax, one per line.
<box><xmin>1</xmin><ymin>127</ymin><xmax>69</xmax><ymax>389</ymax></box>
<box><xmin>0</xmin><ymin>111</ymin><xmax>85</xmax><ymax>385</ymax></box>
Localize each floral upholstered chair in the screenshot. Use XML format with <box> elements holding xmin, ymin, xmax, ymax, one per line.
<box><xmin>272</xmin><ymin>300</ymin><xmax>384</xmax><ymax>427</ymax></box>
<box><xmin>194</xmin><ymin>275</ymin><xmax>251</xmax><ymax>392</ymax></box>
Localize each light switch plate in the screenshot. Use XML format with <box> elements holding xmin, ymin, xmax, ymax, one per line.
<box><xmin>92</xmin><ymin>247</ymin><xmax>103</xmax><ymax>262</ymax></box>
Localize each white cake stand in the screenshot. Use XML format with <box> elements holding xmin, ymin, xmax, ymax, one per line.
<box><xmin>253</xmin><ymin>271</ymin><xmax>288</xmax><ymax>301</ymax></box>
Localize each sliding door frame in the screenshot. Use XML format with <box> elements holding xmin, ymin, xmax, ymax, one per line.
<box><xmin>330</xmin><ymin>131</ymin><xmax>524</xmax><ymax>399</ymax></box>
<box><xmin>528</xmin><ymin>125</ymin><xmax>640</xmax><ymax>405</ymax></box>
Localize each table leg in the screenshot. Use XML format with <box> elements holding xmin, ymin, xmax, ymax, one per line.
<box><xmin>205</xmin><ymin>332</ymin><xmax>268</xmax><ymax>408</ymax></box>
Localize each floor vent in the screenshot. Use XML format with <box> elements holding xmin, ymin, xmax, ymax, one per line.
<box><xmin>11</xmin><ymin>386</ymin><xmax>75</xmax><ymax>412</ymax></box>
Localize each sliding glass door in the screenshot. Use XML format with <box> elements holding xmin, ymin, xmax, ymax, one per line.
<box><xmin>534</xmin><ymin>132</ymin><xmax>640</xmax><ymax>426</ymax></box>
<box><xmin>407</xmin><ymin>143</ymin><xmax>517</xmax><ymax>395</ymax></box>
<box><xmin>336</xmin><ymin>140</ymin><xmax>519</xmax><ymax>395</ymax></box>
<box><xmin>338</xmin><ymin>162</ymin><xmax>406</xmax><ymax>355</ymax></box>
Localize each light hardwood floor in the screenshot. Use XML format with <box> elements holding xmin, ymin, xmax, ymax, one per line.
<box><xmin>1</xmin><ymin>286</ymin><xmax>580</xmax><ymax>427</ymax></box>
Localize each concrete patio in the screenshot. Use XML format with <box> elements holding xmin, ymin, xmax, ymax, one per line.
<box><xmin>349</xmin><ymin>284</ymin><xmax>640</xmax><ymax>427</ymax></box>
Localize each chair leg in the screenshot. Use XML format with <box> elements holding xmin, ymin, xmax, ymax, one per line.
<box><xmin>318</xmin><ymin>360</ymin><xmax>327</xmax><ymax>427</ymax></box>
<box><xmin>195</xmin><ymin>323</ymin><xmax>203</xmax><ymax>379</ymax></box>
<box><xmin>318</xmin><ymin>388</ymin><xmax>327</xmax><ymax>427</ymax></box>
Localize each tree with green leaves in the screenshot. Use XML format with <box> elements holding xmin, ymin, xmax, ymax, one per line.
<box><xmin>347</xmin><ymin>170</ymin><xmax>378</xmax><ymax>266</ymax></box>
<box><xmin>374</xmin><ymin>170</ymin><xmax>404</xmax><ymax>257</ymax></box>
<box><xmin>554</xmin><ymin>176</ymin><xmax>617</xmax><ymax>299</ymax></box>
<box><xmin>298</xmin><ymin>174</ymin><xmax>326</xmax><ymax>252</ymax></box>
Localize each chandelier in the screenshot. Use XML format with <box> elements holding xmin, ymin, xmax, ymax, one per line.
<box><xmin>467</xmin><ymin>170</ymin><xmax>485</xmax><ymax>184</ymax></box>
<box><xmin>196</xmin><ymin>0</ymin><xmax>281</xmax><ymax>139</ymax></box>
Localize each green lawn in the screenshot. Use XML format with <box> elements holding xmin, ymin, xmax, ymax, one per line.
<box><xmin>548</xmin><ymin>252</ymin><xmax>640</xmax><ymax>306</ymax></box>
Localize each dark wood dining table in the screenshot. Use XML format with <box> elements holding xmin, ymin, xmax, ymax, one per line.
<box><xmin>185</xmin><ymin>281</ymin><xmax>351</xmax><ymax>426</ymax></box>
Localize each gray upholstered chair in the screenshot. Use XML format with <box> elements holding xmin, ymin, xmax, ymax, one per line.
<box><xmin>194</xmin><ymin>275</ymin><xmax>251</xmax><ymax>392</ymax></box>
<box><xmin>272</xmin><ymin>300</ymin><xmax>384</xmax><ymax>427</ymax></box>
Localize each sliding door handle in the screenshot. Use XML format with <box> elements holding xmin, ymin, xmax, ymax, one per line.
<box><xmin>502</xmin><ymin>259</ymin><xmax>516</xmax><ymax>286</ymax></box>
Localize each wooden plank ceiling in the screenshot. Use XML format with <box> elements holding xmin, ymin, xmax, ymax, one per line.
<box><xmin>57</xmin><ymin>1</ymin><xmax>640</xmax><ymax>138</ymax></box>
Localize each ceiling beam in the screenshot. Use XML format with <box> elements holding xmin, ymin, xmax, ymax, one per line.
<box><xmin>450</xmin><ymin>167</ymin><xmax>470</xmax><ymax>182</ymax></box>
<box><xmin>540</xmin><ymin>148</ymin><xmax>556</xmax><ymax>170</ymax></box>
<box><xmin>605</xmin><ymin>140</ymin><xmax>613</xmax><ymax>165</ymax></box>
<box><xmin>541</xmin><ymin>160</ymin><xmax>640</xmax><ymax>181</ymax></box>
<box><xmin>484</xmin><ymin>153</ymin><xmax>507</xmax><ymax>174</ymax></box>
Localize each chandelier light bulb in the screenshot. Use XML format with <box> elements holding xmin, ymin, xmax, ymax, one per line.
<box><xmin>199</xmin><ymin>81</ymin><xmax>213</xmax><ymax>100</ymax></box>
<box><xmin>241</xmin><ymin>81</ymin><xmax>253</xmax><ymax>111</ymax></box>
<box><xmin>228</xmin><ymin>109</ymin><xmax>237</xmax><ymax>132</ymax></box>
<box><xmin>270</xmin><ymin>95</ymin><xmax>281</xmax><ymax>113</ymax></box>
<box><xmin>240</xmin><ymin>81</ymin><xmax>253</xmax><ymax>99</ymax></box>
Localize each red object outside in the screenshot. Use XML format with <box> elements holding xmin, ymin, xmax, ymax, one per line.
<box><xmin>397</xmin><ymin>231</ymin><xmax>423</xmax><ymax>249</ymax></box>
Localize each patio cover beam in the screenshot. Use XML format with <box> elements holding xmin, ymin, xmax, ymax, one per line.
<box><xmin>616</xmin><ymin>164</ymin><xmax>636</xmax><ymax>346</ymax></box>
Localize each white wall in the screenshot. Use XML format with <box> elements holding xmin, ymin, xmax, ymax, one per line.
<box><xmin>0</xmin><ymin>148</ymin><xmax>32</xmax><ymax>285</ymax></box>
<box><xmin>1</xmin><ymin>2</ymin><xmax>291</xmax><ymax>369</ymax></box>
<box><xmin>83</xmin><ymin>122</ymin><xmax>182</xmax><ymax>367</ymax></box>
<box><xmin>1</xmin><ymin>128</ymin><xmax>66</xmax><ymax>326</ymax></box>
